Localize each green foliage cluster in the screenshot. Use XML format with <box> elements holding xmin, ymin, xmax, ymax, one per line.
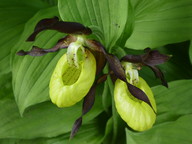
<box><xmin>0</xmin><ymin>0</ymin><xmax>192</xmax><ymax>143</ymax></box>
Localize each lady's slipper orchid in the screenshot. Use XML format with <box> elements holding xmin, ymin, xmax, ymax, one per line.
<box><xmin>114</xmin><ymin>62</ymin><xmax>157</xmax><ymax>131</ymax></box>
<box><xmin>49</xmin><ymin>46</ymin><xmax>96</xmax><ymax>107</ymax></box>
<box><xmin>16</xmin><ymin>16</ymin><xmax>170</xmax><ymax>138</ymax></box>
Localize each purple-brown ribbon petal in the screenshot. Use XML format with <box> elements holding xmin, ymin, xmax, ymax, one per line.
<box><xmin>127</xmin><ymin>83</ymin><xmax>153</xmax><ymax>108</ymax></box>
<box><xmin>17</xmin><ymin>35</ymin><xmax>76</xmax><ymax>56</ymax></box>
<box><xmin>27</xmin><ymin>16</ymin><xmax>92</xmax><ymax>41</ymax></box>
<box><xmin>70</xmin><ymin>73</ymin><xmax>109</xmax><ymax>138</ymax></box>
<box><xmin>70</xmin><ymin>84</ymin><xmax>97</xmax><ymax>138</ymax></box>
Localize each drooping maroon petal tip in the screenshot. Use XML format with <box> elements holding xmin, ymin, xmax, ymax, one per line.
<box><xmin>149</xmin><ymin>66</ymin><xmax>168</xmax><ymax>88</ymax></box>
<box><xmin>70</xmin><ymin>117</ymin><xmax>82</xmax><ymax>139</ymax></box>
<box><xmin>16</xmin><ymin>50</ymin><xmax>28</xmax><ymax>56</ymax></box>
<box><xmin>70</xmin><ymin>84</ymin><xmax>97</xmax><ymax>139</ymax></box>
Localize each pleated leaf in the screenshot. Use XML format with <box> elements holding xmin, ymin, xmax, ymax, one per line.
<box><xmin>0</xmin><ymin>92</ymin><xmax>103</xmax><ymax>139</ymax></box>
<box><xmin>58</xmin><ymin>0</ymin><xmax>128</xmax><ymax>49</ymax></box>
<box><xmin>0</xmin><ymin>0</ymin><xmax>49</xmax><ymax>75</ymax></box>
<box><xmin>126</xmin><ymin>0</ymin><xmax>192</xmax><ymax>49</ymax></box>
<box><xmin>153</xmin><ymin>80</ymin><xmax>192</xmax><ymax>124</ymax></box>
<box><xmin>11</xmin><ymin>7</ymin><xmax>69</xmax><ymax>114</ymax></box>
<box><xmin>0</xmin><ymin>116</ymin><xmax>106</xmax><ymax>144</ymax></box>
<box><xmin>126</xmin><ymin>115</ymin><xmax>192</xmax><ymax>144</ymax></box>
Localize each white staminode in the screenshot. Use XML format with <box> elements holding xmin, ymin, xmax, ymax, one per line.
<box><xmin>122</xmin><ymin>62</ymin><xmax>139</xmax><ymax>84</ymax></box>
<box><xmin>66</xmin><ymin>36</ymin><xmax>86</xmax><ymax>68</ymax></box>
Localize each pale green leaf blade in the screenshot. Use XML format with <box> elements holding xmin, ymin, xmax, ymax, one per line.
<box><xmin>0</xmin><ymin>90</ymin><xmax>104</xmax><ymax>139</ymax></box>
<box><xmin>126</xmin><ymin>115</ymin><xmax>192</xmax><ymax>144</ymax></box>
<box><xmin>0</xmin><ymin>0</ymin><xmax>49</xmax><ymax>75</ymax></box>
<box><xmin>0</xmin><ymin>114</ymin><xmax>106</xmax><ymax>144</ymax></box>
<box><xmin>58</xmin><ymin>0</ymin><xmax>128</xmax><ymax>49</ymax></box>
<box><xmin>11</xmin><ymin>7</ymin><xmax>65</xmax><ymax>114</ymax></box>
<box><xmin>126</xmin><ymin>0</ymin><xmax>192</xmax><ymax>49</ymax></box>
<box><xmin>0</xmin><ymin>73</ymin><xmax>12</xmax><ymax>99</ymax></box>
<box><xmin>153</xmin><ymin>80</ymin><xmax>192</xmax><ymax>124</ymax></box>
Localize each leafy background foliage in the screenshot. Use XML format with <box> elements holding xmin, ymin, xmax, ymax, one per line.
<box><xmin>0</xmin><ymin>0</ymin><xmax>192</xmax><ymax>143</ymax></box>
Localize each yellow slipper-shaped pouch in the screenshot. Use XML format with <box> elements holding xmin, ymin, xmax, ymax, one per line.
<box><xmin>114</xmin><ymin>77</ymin><xmax>157</xmax><ymax>131</ymax></box>
<box><xmin>49</xmin><ymin>49</ymin><xmax>96</xmax><ymax>107</ymax></box>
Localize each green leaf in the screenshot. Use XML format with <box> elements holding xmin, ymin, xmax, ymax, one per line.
<box><xmin>117</xmin><ymin>0</ymin><xmax>134</xmax><ymax>47</ymax></box>
<box><xmin>126</xmin><ymin>0</ymin><xmax>192</xmax><ymax>49</ymax></box>
<box><xmin>0</xmin><ymin>90</ymin><xmax>104</xmax><ymax>139</ymax></box>
<box><xmin>102</xmin><ymin>117</ymin><xmax>113</xmax><ymax>144</ymax></box>
<box><xmin>152</xmin><ymin>79</ymin><xmax>192</xmax><ymax>124</ymax></box>
<box><xmin>102</xmin><ymin>81</ymin><xmax>111</xmax><ymax>112</ymax></box>
<box><xmin>0</xmin><ymin>0</ymin><xmax>50</xmax><ymax>75</ymax></box>
<box><xmin>11</xmin><ymin>7</ymin><xmax>66</xmax><ymax>114</ymax></box>
<box><xmin>68</xmin><ymin>113</ymin><xmax>108</xmax><ymax>144</ymax></box>
<box><xmin>41</xmin><ymin>0</ymin><xmax>58</xmax><ymax>6</ymax></box>
<box><xmin>189</xmin><ymin>41</ymin><xmax>192</xmax><ymax>64</ymax></box>
<box><xmin>58</xmin><ymin>0</ymin><xmax>128</xmax><ymax>50</ymax></box>
<box><xmin>0</xmin><ymin>139</ymin><xmax>15</xmax><ymax>144</ymax></box>
<box><xmin>0</xmin><ymin>113</ymin><xmax>107</xmax><ymax>144</ymax></box>
<box><xmin>126</xmin><ymin>114</ymin><xmax>192</xmax><ymax>144</ymax></box>
<box><xmin>0</xmin><ymin>73</ymin><xmax>13</xmax><ymax>100</ymax></box>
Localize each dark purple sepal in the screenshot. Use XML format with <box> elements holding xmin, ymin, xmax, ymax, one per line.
<box><xmin>121</xmin><ymin>55</ymin><xmax>142</xmax><ymax>63</ymax></box>
<box><xmin>142</xmin><ymin>48</ymin><xmax>170</xmax><ymax>66</ymax></box>
<box><xmin>27</xmin><ymin>16</ymin><xmax>59</xmax><ymax>41</ymax></box>
<box><xmin>127</xmin><ymin>83</ymin><xmax>153</xmax><ymax>108</ymax></box>
<box><xmin>90</xmin><ymin>50</ymin><xmax>106</xmax><ymax>75</ymax></box>
<box><xmin>27</xmin><ymin>16</ymin><xmax>92</xmax><ymax>41</ymax></box>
